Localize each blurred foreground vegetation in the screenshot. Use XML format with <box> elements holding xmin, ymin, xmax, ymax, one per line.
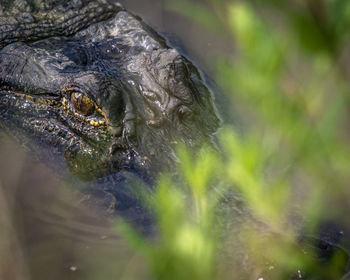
<box><xmin>119</xmin><ymin>1</ymin><xmax>350</xmax><ymax>279</ymax></box>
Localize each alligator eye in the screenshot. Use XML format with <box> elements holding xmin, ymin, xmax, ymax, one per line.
<box><xmin>71</xmin><ymin>92</ymin><xmax>95</xmax><ymax>115</ymax></box>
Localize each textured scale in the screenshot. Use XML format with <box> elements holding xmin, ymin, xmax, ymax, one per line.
<box><xmin>0</xmin><ymin>0</ymin><xmax>123</xmax><ymax>48</ymax></box>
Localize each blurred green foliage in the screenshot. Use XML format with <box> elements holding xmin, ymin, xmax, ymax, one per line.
<box><xmin>119</xmin><ymin>147</ymin><xmax>220</xmax><ymax>280</ymax></box>
<box><xmin>118</xmin><ymin>0</ymin><xmax>350</xmax><ymax>279</ymax></box>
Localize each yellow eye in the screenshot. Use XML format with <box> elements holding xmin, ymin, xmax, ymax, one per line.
<box><xmin>71</xmin><ymin>92</ymin><xmax>95</xmax><ymax>115</ymax></box>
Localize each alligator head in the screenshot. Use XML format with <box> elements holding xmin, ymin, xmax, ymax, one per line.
<box><xmin>0</xmin><ymin>8</ymin><xmax>219</xmax><ymax>181</ymax></box>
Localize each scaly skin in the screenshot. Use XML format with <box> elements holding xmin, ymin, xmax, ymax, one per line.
<box><xmin>0</xmin><ymin>1</ymin><xmax>220</xmax><ymax>182</ymax></box>
<box><xmin>0</xmin><ymin>0</ymin><xmax>122</xmax><ymax>49</ymax></box>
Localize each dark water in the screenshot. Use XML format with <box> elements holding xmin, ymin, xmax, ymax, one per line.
<box><xmin>0</xmin><ymin>134</ymin><xmax>147</xmax><ymax>280</ymax></box>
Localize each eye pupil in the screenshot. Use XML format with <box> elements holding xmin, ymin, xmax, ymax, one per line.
<box><xmin>71</xmin><ymin>92</ymin><xmax>95</xmax><ymax>115</ymax></box>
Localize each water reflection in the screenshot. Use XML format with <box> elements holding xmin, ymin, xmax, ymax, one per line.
<box><xmin>0</xmin><ymin>134</ymin><xmax>146</xmax><ymax>280</ymax></box>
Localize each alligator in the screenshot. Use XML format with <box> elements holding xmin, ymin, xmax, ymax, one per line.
<box><xmin>0</xmin><ymin>0</ymin><xmax>220</xmax><ymax>184</ymax></box>
<box><xmin>1</xmin><ymin>1</ymin><xmax>349</xmax><ymax>277</ymax></box>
